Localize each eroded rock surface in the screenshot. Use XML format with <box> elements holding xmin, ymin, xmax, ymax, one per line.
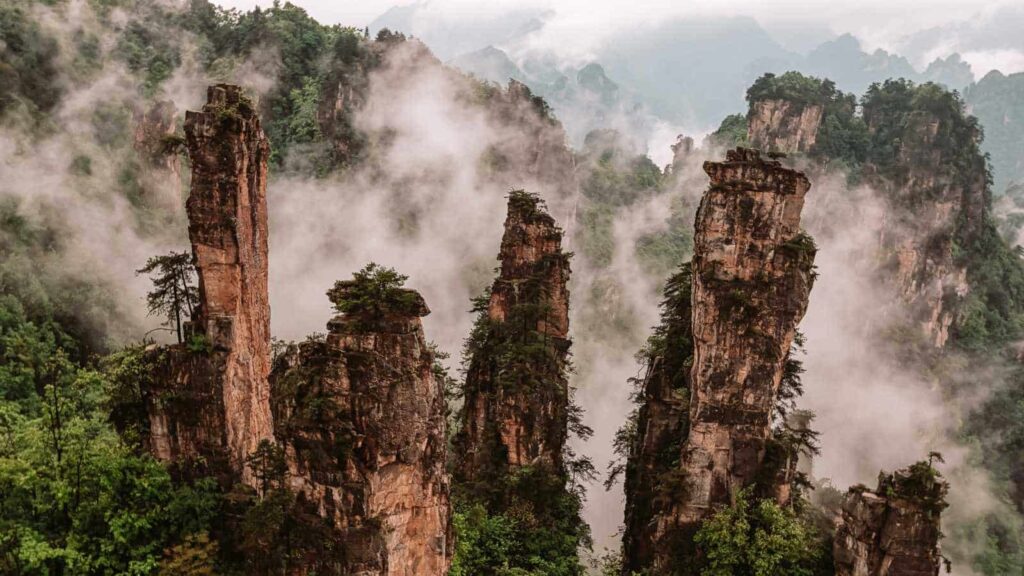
<box><xmin>620</xmin><ymin>266</ymin><xmax>694</xmax><ymax>573</ymax></box>
<box><xmin>681</xmin><ymin>146</ymin><xmax>816</xmax><ymax>522</ymax></box>
<box><xmin>622</xmin><ymin>148</ymin><xmax>817</xmax><ymax>573</ymax></box>
<box><xmin>270</xmin><ymin>285</ymin><xmax>450</xmax><ymax>576</ymax></box>
<box><xmin>454</xmin><ymin>191</ymin><xmax>572</xmax><ymax>479</ymax></box>
<box><xmin>865</xmin><ymin>109</ymin><xmax>981</xmax><ymax>347</ymax></box>
<box><xmin>142</xmin><ymin>84</ymin><xmax>274</xmax><ymax>486</ymax></box>
<box><xmin>747</xmin><ymin>99</ymin><xmax>824</xmax><ymax>154</ymax></box>
<box><xmin>834</xmin><ymin>463</ymin><xmax>948</xmax><ymax>576</ymax></box>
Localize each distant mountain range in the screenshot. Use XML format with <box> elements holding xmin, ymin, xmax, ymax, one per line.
<box><xmin>370</xmin><ymin>4</ymin><xmax>1024</xmax><ymax>193</ymax></box>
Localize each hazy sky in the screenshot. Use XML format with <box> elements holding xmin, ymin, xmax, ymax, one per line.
<box><xmin>212</xmin><ymin>0</ymin><xmax>1017</xmax><ymax>53</ymax></box>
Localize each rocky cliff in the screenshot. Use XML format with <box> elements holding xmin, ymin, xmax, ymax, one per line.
<box><xmin>454</xmin><ymin>190</ymin><xmax>572</xmax><ymax>479</ymax></box>
<box><xmin>863</xmin><ymin>104</ymin><xmax>982</xmax><ymax>348</ymax></box>
<box><xmin>142</xmin><ymin>84</ymin><xmax>274</xmax><ymax>485</ymax></box>
<box><xmin>747</xmin><ymin>99</ymin><xmax>824</xmax><ymax>154</ymax></box>
<box><xmin>451</xmin><ymin>190</ymin><xmax>587</xmax><ymax>571</ymax></box>
<box><xmin>620</xmin><ymin>265</ymin><xmax>695</xmax><ymax>573</ymax></box>
<box><xmin>834</xmin><ymin>462</ymin><xmax>948</xmax><ymax>576</ymax></box>
<box><xmin>682</xmin><ymin>147</ymin><xmax>816</xmax><ymax>520</ymax></box>
<box><xmin>270</xmin><ymin>278</ymin><xmax>450</xmax><ymax>575</ymax></box>
<box><xmin>621</xmin><ymin>148</ymin><xmax>817</xmax><ymax>572</ymax></box>
<box><xmin>743</xmin><ymin>74</ymin><xmax>988</xmax><ymax>348</ymax></box>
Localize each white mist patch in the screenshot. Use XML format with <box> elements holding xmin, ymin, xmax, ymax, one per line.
<box><xmin>571</xmin><ymin>191</ymin><xmax>674</xmax><ymax>550</ymax></box>
<box><xmin>799</xmin><ymin>170</ymin><xmax>1003</xmax><ymax>573</ymax></box>
<box><xmin>267</xmin><ymin>45</ymin><xmax>510</xmax><ymax>357</ymax></box>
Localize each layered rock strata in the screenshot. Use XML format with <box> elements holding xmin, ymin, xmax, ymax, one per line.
<box><xmin>143</xmin><ymin>84</ymin><xmax>274</xmax><ymax>485</ymax></box>
<box><xmin>834</xmin><ymin>464</ymin><xmax>948</xmax><ymax>576</ymax></box>
<box><xmin>621</xmin><ymin>148</ymin><xmax>817</xmax><ymax>573</ymax></box>
<box><xmin>680</xmin><ymin>147</ymin><xmax>816</xmax><ymax>527</ymax></box>
<box><xmin>270</xmin><ymin>285</ymin><xmax>451</xmax><ymax>575</ymax></box>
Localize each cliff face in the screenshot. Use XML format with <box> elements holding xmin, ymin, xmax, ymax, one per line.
<box><xmin>185</xmin><ymin>84</ymin><xmax>275</xmax><ymax>479</ymax></box>
<box><xmin>142</xmin><ymin>84</ymin><xmax>274</xmax><ymax>485</ymax></box>
<box><xmin>747</xmin><ymin>99</ymin><xmax>824</xmax><ymax>154</ymax></box>
<box><xmin>270</xmin><ymin>285</ymin><xmax>450</xmax><ymax>576</ymax></box>
<box><xmin>866</xmin><ymin>111</ymin><xmax>981</xmax><ymax>347</ymax></box>
<box><xmin>620</xmin><ymin>266</ymin><xmax>694</xmax><ymax>573</ymax></box>
<box><xmin>744</xmin><ymin>84</ymin><xmax>984</xmax><ymax>348</ymax></box>
<box><xmin>455</xmin><ymin>191</ymin><xmax>571</xmax><ymax>479</ymax></box>
<box><xmin>834</xmin><ymin>463</ymin><xmax>948</xmax><ymax>576</ymax></box>
<box><xmin>451</xmin><ymin>190</ymin><xmax>586</xmax><ymax>571</ymax></box>
<box><xmin>139</xmin><ymin>84</ymin><xmax>452</xmax><ymax>572</ymax></box>
<box><xmin>682</xmin><ymin>147</ymin><xmax>815</xmax><ymax>519</ymax></box>
<box><xmin>622</xmin><ymin>148</ymin><xmax>817</xmax><ymax>573</ymax></box>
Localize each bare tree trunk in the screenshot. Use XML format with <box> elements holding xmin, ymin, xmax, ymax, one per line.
<box><xmin>173</xmin><ymin>282</ymin><xmax>183</xmax><ymax>344</ymax></box>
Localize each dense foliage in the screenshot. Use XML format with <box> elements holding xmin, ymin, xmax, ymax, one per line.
<box><xmin>0</xmin><ymin>0</ymin><xmax>61</xmax><ymax>117</ymax></box>
<box><xmin>453</xmin><ymin>195</ymin><xmax>592</xmax><ymax>574</ymax></box>
<box><xmin>0</xmin><ymin>296</ymin><xmax>222</xmax><ymax>574</ymax></box>
<box><xmin>694</xmin><ymin>489</ymin><xmax>824</xmax><ymax>576</ymax></box>
<box><xmin>746</xmin><ymin>71</ymin><xmax>841</xmax><ymax>107</ymax></box>
<box><xmin>707</xmin><ymin>114</ymin><xmax>748</xmax><ymax>148</ymax></box>
<box><xmin>327</xmin><ymin>262</ymin><xmax>423</xmax><ymax>318</ymax></box>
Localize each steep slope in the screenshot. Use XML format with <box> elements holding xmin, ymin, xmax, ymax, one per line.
<box><xmin>620</xmin><ymin>148</ymin><xmax>817</xmax><ymax>573</ymax></box>
<box><xmin>732</xmin><ymin>70</ymin><xmax>1024</xmax><ymax>574</ymax></box>
<box><xmin>270</xmin><ymin>270</ymin><xmax>451</xmax><ymax>575</ymax></box>
<box><xmin>455</xmin><ymin>190</ymin><xmax>572</xmax><ymax>479</ymax></box>
<box><xmin>743</xmin><ymin>72</ymin><xmax>1023</xmax><ymax>350</ymax></box>
<box><xmin>618</xmin><ymin>266</ymin><xmax>694</xmax><ymax>571</ymax></box>
<box><xmin>140</xmin><ymin>84</ymin><xmax>274</xmax><ymax>486</ymax></box>
<box><xmin>451</xmin><ymin>190</ymin><xmax>589</xmax><ymax>574</ymax></box>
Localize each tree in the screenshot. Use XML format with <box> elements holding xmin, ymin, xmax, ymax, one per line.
<box><xmin>694</xmin><ymin>489</ymin><xmax>822</xmax><ymax>576</ymax></box>
<box><xmin>159</xmin><ymin>532</ymin><xmax>218</xmax><ymax>576</ymax></box>
<box><xmin>327</xmin><ymin>263</ymin><xmax>421</xmax><ymax>319</ymax></box>
<box><xmin>137</xmin><ymin>252</ymin><xmax>199</xmax><ymax>343</ymax></box>
<box><xmin>245</xmin><ymin>439</ymin><xmax>288</xmax><ymax>499</ymax></box>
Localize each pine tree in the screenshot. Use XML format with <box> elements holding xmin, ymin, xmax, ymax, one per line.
<box><xmin>137</xmin><ymin>252</ymin><xmax>199</xmax><ymax>343</ymax></box>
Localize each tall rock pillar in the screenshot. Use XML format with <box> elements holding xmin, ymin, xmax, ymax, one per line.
<box><xmin>681</xmin><ymin>146</ymin><xmax>815</xmax><ymax>523</ymax></box>
<box><xmin>620</xmin><ymin>266</ymin><xmax>695</xmax><ymax>573</ymax></box>
<box><xmin>451</xmin><ymin>190</ymin><xmax>586</xmax><ymax>572</ymax></box>
<box><xmin>183</xmin><ymin>84</ymin><xmax>274</xmax><ymax>479</ymax></box>
<box><xmin>624</xmin><ymin>148</ymin><xmax>817</xmax><ymax>572</ymax></box>
<box><xmin>270</xmin><ymin>278</ymin><xmax>451</xmax><ymax>575</ymax></box>
<box><xmin>454</xmin><ymin>190</ymin><xmax>571</xmax><ymax>481</ymax></box>
<box><xmin>141</xmin><ymin>84</ymin><xmax>274</xmax><ymax>486</ymax></box>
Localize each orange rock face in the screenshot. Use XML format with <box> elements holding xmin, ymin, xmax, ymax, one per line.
<box><xmin>271</xmin><ymin>288</ymin><xmax>451</xmax><ymax>576</ymax></box>
<box><xmin>680</xmin><ymin>147</ymin><xmax>815</xmax><ymax>522</ymax></box>
<box><xmin>747</xmin><ymin>99</ymin><xmax>824</xmax><ymax>154</ymax></box>
<box><xmin>183</xmin><ymin>84</ymin><xmax>275</xmax><ymax>483</ymax></box>
<box><xmin>622</xmin><ymin>148</ymin><xmax>817</xmax><ymax>573</ymax></box>
<box><xmin>141</xmin><ymin>85</ymin><xmax>274</xmax><ymax>487</ymax></box>
<box><xmin>834</xmin><ymin>465</ymin><xmax>948</xmax><ymax>576</ymax></box>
